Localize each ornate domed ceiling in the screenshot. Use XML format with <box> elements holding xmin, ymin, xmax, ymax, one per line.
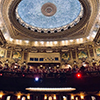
<box><xmin>0</xmin><ymin>0</ymin><xmax>99</xmax><ymax>47</ymax></box>
<box><xmin>16</xmin><ymin>0</ymin><xmax>82</xmax><ymax>32</ymax></box>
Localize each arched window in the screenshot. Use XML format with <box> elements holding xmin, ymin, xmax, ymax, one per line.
<box><xmin>6</xmin><ymin>96</ymin><xmax>11</xmax><ymax>100</ymax></box>
<box><xmin>63</xmin><ymin>96</ymin><xmax>67</xmax><ymax>100</ymax></box>
<box><xmin>48</xmin><ymin>96</ymin><xmax>52</xmax><ymax>100</ymax></box>
<box><xmin>21</xmin><ymin>96</ymin><xmax>26</xmax><ymax>100</ymax></box>
<box><xmin>91</xmin><ymin>96</ymin><xmax>96</xmax><ymax>100</ymax></box>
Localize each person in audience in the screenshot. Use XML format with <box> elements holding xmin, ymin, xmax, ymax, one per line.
<box><xmin>80</xmin><ymin>65</ymin><xmax>85</xmax><ymax>73</ymax></box>
<box><xmin>3</xmin><ymin>63</ymin><xmax>9</xmax><ymax>70</ymax></box>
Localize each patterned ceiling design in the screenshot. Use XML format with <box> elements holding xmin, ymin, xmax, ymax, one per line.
<box><xmin>17</xmin><ymin>0</ymin><xmax>81</xmax><ymax>29</ymax></box>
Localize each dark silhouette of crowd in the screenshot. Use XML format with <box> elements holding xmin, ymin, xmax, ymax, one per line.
<box><xmin>0</xmin><ymin>60</ymin><xmax>100</xmax><ymax>78</ymax></box>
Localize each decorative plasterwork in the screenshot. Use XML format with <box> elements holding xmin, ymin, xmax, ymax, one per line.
<box><xmin>0</xmin><ymin>0</ymin><xmax>100</xmax><ymax>46</ymax></box>
<box><xmin>0</xmin><ymin>0</ymin><xmax>94</xmax><ymax>41</ymax></box>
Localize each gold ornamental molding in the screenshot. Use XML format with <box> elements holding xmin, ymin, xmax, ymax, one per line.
<box><xmin>0</xmin><ymin>0</ymin><xmax>99</xmax><ymax>41</ymax></box>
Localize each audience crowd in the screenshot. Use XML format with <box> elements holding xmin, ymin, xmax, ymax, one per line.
<box><xmin>0</xmin><ymin>61</ymin><xmax>100</xmax><ymax>78</ymax></box>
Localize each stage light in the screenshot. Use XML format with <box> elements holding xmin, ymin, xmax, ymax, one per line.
<box><xmin>0</xmin><ymin>74</ymin><xmax>2</xmax><ymax>76</ymax></box>
<box><xmin>35</xmin><ymin>77</ymin><xmax>39</xmax><ymax>81</ymax></box>
<box><xmin>76</xmin><ymin>73</ymin><xmax>82</xmax><ymax>78</ymax></box>
<box><xmin>22</xmin><ymin>74</ymin><xmax>25</xmax><ymax>77</ymax></box>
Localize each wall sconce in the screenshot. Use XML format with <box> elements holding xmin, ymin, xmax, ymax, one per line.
<box><xmin>17</xmin><ymin>95</ymin><xmax>21</xmax><ymax>99</ymax></box>
<box><xmin>53</xmin><ymin>94</ymin><xmax>56</xmax><ymax>100</ymax></box>
<box><xmin>81</xmin><ymin>95</ymin><xmax>84</xmax><ymax>99</ymax></box>
<box><xmin>0</xmin><ymin>91</ymin><xmax>4</xmax><ymax>99</ymax></box>
<box><xmin>27</xmin><ymin>94</ymin><xmax>30</xmax><ymax>99</ymax></box>
<box><xmin>44</xmin><ymin>94</ymin><xmax>47</xmax><ymax>100</ymax></box>
<box><xmin>71</xmin><ymin>95</ymin><xmax>74</xmax><ymax>100</ymax></box>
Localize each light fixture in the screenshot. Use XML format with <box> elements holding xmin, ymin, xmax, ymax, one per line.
<box><xmin>76</xmin><ymin>73</ymin><xmax>82</xmax><ymax>78</ymax></box>
<box><xmin>40</xmin><ymin>65</ymin><xmax>43</xmax><ymax>68</ymax></box>
<box><xmin>44</xmin><ymin>94</ymin><xmax>47</xmax><ymax>100</ymax></box>
<box><xmin>6</xmin><ymin>96</ymin><xmax>11</xmax><ymax>100</ymax></box>
<box><xmin>40</xmin><ymin>41</ymin><xmax>44</xmax><ymax>45</ymax></box>
<box><xmin>10</xmin><ymin>38</ymin><xmax>13</xmax><ymax>42</ymax></box>
<box><xmin>87</xmin><ymin>36</ymin><xmax>90</xmax><ymax>40</ymax></box>
<box><xmin>62</xmin><ymin>40</ymin><xmax>65</xmax><ymax>43</ymax></box>
<box><xmin>35</xmin><ymin>41</ymin><xmax>38</xmax><ymax>44</ymax></box>
<box><xmin>17</xmin><ymin>95</ymin><xmax>21</xmax><ymax>99</ymax></box>
<box><xmin>76</xmin><ymin>97</ymin><xmax>78</xmax><ymax>100</ymax></box>
<box><xmin>0</xmin><ymin>91</ymin><xmax>3</xmax><ymax>99</ymax></box>
<box><xmin>71</xmin><ymin>95</ymin><xmax>74</xmax><ymax>100</ymax></box>
<box><xmin>54</xmin><ymin>41</ymin><xmax>57</xmax><ymax>44</ymax></box>
<box><xmin>17</xmin><ymin>92</ymin><xmax>21</xmax><ymax>99</ymax></box>
<box><xmin>53</xmin><ymin>94</ymin><xmax>56</xmax><ymax>100</ymax></box>
<box><xmin>70</xmin><ymin>40</ymin><xmax>73</xmax><ymax>42</ymax></box>
<box><xmin>76</xmin><ymin>39</ymin><xmax>79</xmax><ymax>42</ymax></box>
<box><xmin>26</xmin><ymin>87</ymin><xmax>76</xmax><ymax>92</ymax></box>
<box><xmin>57</xmin><ymin>65</ymin><xmax>59</xmax><ymax>68</ymax></box>
<box><xmin>50</xmin><ymin>41</ymin><xmax>52</xmax><ymax>44</ymax></box>
<box><xmin>16</xmin><ymin>39</ymin><xmax>19</xmax><ymax>42</ymax></box>
<box><xmin>27</xmin><ymin>94</ymin><xmax>30</xmax><ymax>99</ymax></box>
<box><xmin>80</xmin><ymin>38</ymin><xmax>83</xmax><ymax>41</ymax></box>
<box><xmin>66</xmin><ymin>40</ymin><xmax>68</xmax><ymax>43</ymax></box>
<box><xmin>80</xmin><ymin>95</ymin><xmax>84</xmax><ymax>99</ymax></box>
<box><xmin>47</xmin><ymin>41</ymin><xmax>49</xmax><ymax>44</ymax></box>
<box><xmin>25</xmin><ymin>40</ymin><xmax>29</xmax><ymax>43</ymax></box>
<box><xmin>35</xmin><ymin>77</ymin><xmax>39</xmax><ymax>81</ymax></box>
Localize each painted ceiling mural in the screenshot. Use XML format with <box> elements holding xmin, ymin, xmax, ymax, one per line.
<box><xmin>17</xmin><ymin>0</ymin><xmax>81</xmax><ymax>29</ymax></box>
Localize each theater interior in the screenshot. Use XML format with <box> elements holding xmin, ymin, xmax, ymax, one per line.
<box><xmin>0</xmin><ymin>0</ymin><xmax>100</xmax><ymax>99</ymax></box>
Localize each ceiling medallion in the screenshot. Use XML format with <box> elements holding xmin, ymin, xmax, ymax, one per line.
<box><xmin>41</xmin><ymin>3</ymin><xmax>57</xmax><ymax>17</ymax></box>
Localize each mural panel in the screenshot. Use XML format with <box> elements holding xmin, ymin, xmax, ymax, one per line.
<box><xmin>78</xmin><ymin>51</ymin><xmax>88</xmax><ymax>59</ymax></box>
<box><xmin>62</xmin><ymin>52</ymin><xmax>70</xmax><ymax>61</ymax></box>
<box><xmin>13</xmin><ymin>52</ymin><xmax>21</xmax><ymax>59</ymax></box>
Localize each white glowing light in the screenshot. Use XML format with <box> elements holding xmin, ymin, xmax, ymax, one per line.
<box><xmin>81</xmin><ymin>95</ymin><xmax>84</xmax><ymax>99</ymax></box>
<box><xmin>76</xmin><ymin>39</ymin><xmax>79</xmax><ymax>42</ymax></box>
<box><xmin>40</xmin><ymin>65</ymin><xmax>43</xmax><ymax>67</ymax></box>
<box><xmin>26</xmin><ymin>87</ymin><xmax>76</xmax><ymax>92</ymax></box>
<box><xmin>35</xmin><ymin>41</ymin><xmax>38</xmax><ymax>44</ymax></box>
<box><xmin>54</xmin><ymin>41</ymin><xmax>57</xmax><ymax>44</ymax></box>
<box><xmin>25</xmin><ymin>40</ymin><xmax>29</xmax><ymax>43</ymax></box>
<box><xmin>47</xmin><ymin>41</ymin><xmax>49</xmax><ymax>44</ymax></box>
<box><xmin>16</xmin><ymin>39</ymin><xmax>19</xmax><ymax>42</ymax></box>
<box><xmin>66</xmin><ymin>40</ymin><xmax>68</xmax><ymax>43</ymax></box>
<box><xmin>87</xmin><ymin>36</ymin><xmax>90</xmax><ymax>40</ymax></box>
<box><xmin>62</xmin><ymin>40</ymin><xmax>65</xmax><ymax>43</ymax></box>
<box><xmin>92</xmin><ymin>34</ymin><xmax>96</xmax><ymax>38</ymax></box>
<box><xmin>80</xmin><ymin>38</ymin><xmax>83</xmax><ymax>41</ymax></box>
<box><xmin>40</xmin><ymin>41</ymin><xmax>44</xmax><ymax>45</ymax></box>
<box><xmin>35</xmin><ymin>77</ymin><xmax>39</xmax><ymax>81</ymax></box>
<box><xmin>10</xmin><ymin>38</ymin><xmax>13</xmax><ymax>42</ymax></box>
<box><xmin>70</xmin><ymin>40</ymin><xmax>73</xmax><ymax>42</ymax></box>
<box><xmin>50</xmin><ymin>41</ymin><xmax>52</xmax><ymax>44</ymax></box>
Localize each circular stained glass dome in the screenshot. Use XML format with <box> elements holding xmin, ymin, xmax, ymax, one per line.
<box><xmin>16</xmin><ymin>0</ymin><xmax>83</xmax><ymax>33</ymax></box>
